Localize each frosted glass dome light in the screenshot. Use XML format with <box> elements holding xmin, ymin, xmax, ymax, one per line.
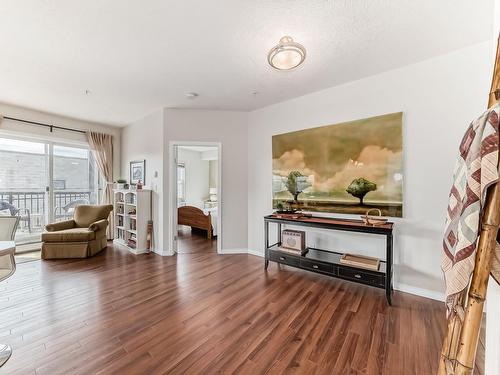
<box><xmin>268</xmin><ymin>36</ymin><xmax>306</xmax><ymax>70</ymax></box>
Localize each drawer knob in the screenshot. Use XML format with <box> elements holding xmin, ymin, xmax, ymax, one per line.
<box><xmin>279</xmin><ymin>257</ymin><xmax>285</xmax><ymax>261</ymax></box>
<box><xmin>312</xmin><ymin>265</ymin><xmax>319</xmax><ymax>269</ymax></box>
<box><xmin>354</xmin><ymin>274</ymin><xmax>362</xmax><ymax>279</ymax></box>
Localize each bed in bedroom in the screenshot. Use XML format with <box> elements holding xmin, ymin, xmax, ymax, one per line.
<box><xmin>178</xmin><ymin>205</ymin><xmax>217</xmax><ymax>239</ymax></box>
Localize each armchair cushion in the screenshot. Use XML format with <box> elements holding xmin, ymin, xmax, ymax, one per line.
<box><xmin>45</xmin><ymin>220</ymin><xmax>76</xmax><ymax>232</ymax></box>
<box><xmin>42</xmin><ymin>228</ymin><xmax>95</xmax><ymax>243</ymax></box>
<box><xmin>89</xmin><ymin>219</ymin><xmax>108</xmax><ymax>232</ymax></box>
<box><xmin>74</xmin><ymin>205</ymin><xmax>113</xmax><ymax>228</ymax></box>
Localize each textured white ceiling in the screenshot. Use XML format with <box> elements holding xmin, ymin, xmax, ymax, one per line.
<box><xmin>0</xmin><ymin>0</ymin><xmax>493</xmax><ymax>126</ymax></box>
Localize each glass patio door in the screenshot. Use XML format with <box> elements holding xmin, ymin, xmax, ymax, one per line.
<box><xmin>0</xmin><ymin>136</ymin><xmax>101</xmax><ymax>244</ymax></box>
<box><xmin>52</xmin><ymin>143</ymin><xmax>100</xmax><ymax>222</ymax></box>
<box><xmin>0</xmin><ymin>136</ymin><xmax>49</xmax><ymax>244</ymax></box>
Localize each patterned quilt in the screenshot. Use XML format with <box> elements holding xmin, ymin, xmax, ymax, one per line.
<box><xmin>443</xmin><ymin>103</ymin><xmax>500</xmax><ymax>312</ymax></box>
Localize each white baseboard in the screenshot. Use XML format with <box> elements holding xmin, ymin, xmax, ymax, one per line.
<box><xmin>393</xmin><ymin>283</ymin><xmax>445</xmax><ymax>302</ymax></box>
<box><xmin>247</xmin><ymin>249</ymin><xmax>264</xmax><ymax>258</ymax></box>
<box><xmin>219</xmin><ymin>248</ymin><xmax>248</xmax><ymax>254</ymax></box>
<box><xmin>154</xmin><ymin>249</ymin><xmax>174</xmax><ymax>256</ymax></box>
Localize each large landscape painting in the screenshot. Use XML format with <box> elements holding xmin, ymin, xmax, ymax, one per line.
<box><xmin>272</xmin><ymin>112</ymin><xmax>403</xmax><ymax>217</ymax></box>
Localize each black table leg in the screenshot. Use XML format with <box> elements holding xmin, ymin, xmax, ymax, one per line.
<box><xmin>386</xmin><ymin>233</ymin><xmax>393</xmax><ymax>305</ymax></box>
<box><xmin>264</xmin><ymin>220</ymin><xmax>269</xmax><ymax>270</ymax></box>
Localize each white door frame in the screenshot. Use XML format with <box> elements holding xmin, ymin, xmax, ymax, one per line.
<box><xmin>168</xmin><ymin>141</ymin><xmax>222</xmax><ymax>254</ymax></box>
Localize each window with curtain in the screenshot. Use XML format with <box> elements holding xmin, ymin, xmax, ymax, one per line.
<box><xmin>0</xmin><ymin>136</ymin><xmax>103</xmax><ymax>244</ymax></box>
<box><xmin>177</xmin><ymin>163</ymin><xmax>186</xmax><ymax>203</ymax></box>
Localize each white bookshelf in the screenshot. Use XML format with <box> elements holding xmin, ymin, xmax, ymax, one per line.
<box><xmin>113</xmin><ymin>189</ymin><xmax>152</xmax><ymax>254</ymax></box>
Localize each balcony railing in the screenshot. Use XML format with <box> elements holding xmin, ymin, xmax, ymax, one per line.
<box><xmin>0</xmin><ymin>190</ymin><xmax>93</xmax><ymax>233</ymax></box>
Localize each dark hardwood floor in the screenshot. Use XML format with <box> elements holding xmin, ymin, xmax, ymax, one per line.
<box><xmin>177</xmin><ymin>225</ymin><xmax>217</xmax><ymax>254</ymax></box>
<box><xmin>0</xmin><ymin>243</ymin><xmax>483</xmax><ymax>374</ymax></box>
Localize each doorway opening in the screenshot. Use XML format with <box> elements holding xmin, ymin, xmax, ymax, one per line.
<box><xmin>170</xmin><ymin>143</ymin><xmax>221</xmax><ymax>254</ymax></box>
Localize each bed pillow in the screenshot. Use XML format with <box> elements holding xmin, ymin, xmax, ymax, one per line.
<box><xmin>0</xmin><ymin>209</ymin><xmax>12</xmax><ymax>216</ymax></box>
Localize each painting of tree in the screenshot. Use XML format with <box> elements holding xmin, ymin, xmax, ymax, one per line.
<box><xmin>346</xmin><ymin>178</ymin><xmax>377</xmax><ymax>205</ymax></box>
<box><xmin>285</xmin><ymin>171</ymin><xmax>311</xmax><ymax>202</ymax></box>
<box><xmin>272</xmin><ymin>112</ymin><xmax>403</xmax><ymax>217</ymax></box>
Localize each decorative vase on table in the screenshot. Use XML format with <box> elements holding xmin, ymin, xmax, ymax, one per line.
<box><xmin>115</xmin><ymin>179</ymin><xmax>127</xmax><ymax>190</ymax></box>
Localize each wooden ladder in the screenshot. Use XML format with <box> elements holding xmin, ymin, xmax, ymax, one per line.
<box><xmin>438</xmin><ymin>181</ymin><xmax>500</xmax><ymax>374</ymax></box>
<box><xmin>438</xmin><ymin>34</ymin><xmax>500</xmax><ymax>375</ymax></box>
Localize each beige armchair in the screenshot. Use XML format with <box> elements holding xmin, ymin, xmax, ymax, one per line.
<box><xmin>42</xmin><ymin>204</ymin><xmax>113</xmax><ymax>259</ymax></box>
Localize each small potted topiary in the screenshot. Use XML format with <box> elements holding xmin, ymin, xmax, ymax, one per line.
<box><xmin>116</xmin><ymin>178</ymin><xmax>127</xmax><ymax>190</ymax></box>
<box><xmin>275</xmin><ymin>200</ymin><xmax>299</xmax><ymax>216</ymax></box>
<box><xmin>275</xmin><ymin>201</ymin><xmax>295</xmax><ymax>213</ymax></box>
<box><xmin>276</xmin><ymin>201</ymin><xmax>284</xmax><ymax>212</ymax></box>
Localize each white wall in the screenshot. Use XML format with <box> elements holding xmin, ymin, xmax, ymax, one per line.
<box><xmin>247</xmin><ymin>41</ymin><xmax>493</xmax><ymax>299</ymax></box>
<box><xmin>121</xmin><ymin>109</ymin><xmax>164</xmax><ymax>253</ymax></box>
<box><xmin>202</xmin><ymin>149</ymin><xmax>218</xmax><ymax>161</ymax></box>
<box><xmin>209</xmin><ymin>160</ymin><xmax>218</xmax><ymax>189</ymax></box>
<box><xmin>163</xmin><ymin>109</ymin><xmax>248</xmax><ymax>253</ymax></box>
<box><xmin>0</xmin><ymin>102</ymin><xmax>121</xmax><ymax>178</ymax></box>
<box><xmin>178</xmin><ymin>147</ymin><xmax>210</xmax><ymax>207</ymax></box>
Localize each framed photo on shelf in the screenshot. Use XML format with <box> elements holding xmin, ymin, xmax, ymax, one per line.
<box><xmin>129</xmin><ymin>160</ymin><xmax>146</xmax><ymax>184</ymax></box>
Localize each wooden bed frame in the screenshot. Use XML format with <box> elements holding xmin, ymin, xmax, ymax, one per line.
<box><xmin>178</xmin><ymin>206</ymin><xmax>213</xmax><ymax>239</ymax></box>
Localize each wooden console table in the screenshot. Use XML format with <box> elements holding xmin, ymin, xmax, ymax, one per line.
<box><xmin>264</xmin><ymin>215</ymin><xmax>394</xmax><ymax>305</ymax></box>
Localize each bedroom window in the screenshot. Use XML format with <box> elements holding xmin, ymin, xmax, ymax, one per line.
<box><xmin>177</xmin><ymin>163</ymin><xmax>186</xmax><ymax>202</ymax></box>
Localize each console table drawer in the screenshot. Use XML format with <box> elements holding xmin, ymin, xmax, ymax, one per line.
<box><xmin>300</xmin><ymin>258</ymin><xmax>334</xmax><ymax>274</ymax></box>
<box><xmin>269</xmin><ymin>251</ymin><xmax>300</xmax><ymax>267</ymax></box>
<box><xmin>338</xmin><ymin>267</ymin><xmax>383</xmax><ymax>286</ymax></box>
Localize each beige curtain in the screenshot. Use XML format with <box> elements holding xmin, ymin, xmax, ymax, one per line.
<box><xmin>86</xmin><ymin>131</ymin><xmax>114</xmax><ymax>239</ymax></box>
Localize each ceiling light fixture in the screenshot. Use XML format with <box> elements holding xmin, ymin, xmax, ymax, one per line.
<box><xmin>267</xmin><ymin>36</ymin><xmax>306</xmax><ymax>70</ymax></box>
<box><xmin>185</xmin><ymin>92</ymin><xmax>199</xmax><ymax>99</ymax></box>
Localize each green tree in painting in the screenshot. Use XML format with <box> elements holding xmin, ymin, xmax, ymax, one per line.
<box><xmin>285</xmin><ymin>171</ymin><xmax>310</xmax><ymax>202</ymax></box>
<box><xmin>346</xmin><ymin>178</ymin><xmax>377</xmax><ymax>205</ymax></box>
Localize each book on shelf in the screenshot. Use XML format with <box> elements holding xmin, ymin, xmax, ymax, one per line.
<box><xmin>339</xmin><ymin>253</ymin><xmax>380</xmax><ymax>271</ymax></box>
<box><xmin>277</xmin><ymin>246</ymin><xmax>308</xmax><ymax>256</ymax></box>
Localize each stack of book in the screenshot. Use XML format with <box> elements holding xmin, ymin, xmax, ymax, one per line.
<box><xmin>127</xmin><ymin>234</ymin><xmax>137</xmax><ymax>249</ymax></box>
<box><xmin>340</xmin><ymin>253</ymin><xmax>380</xmax><ymax>271</ymax></box>
<box><xmin>278</xmin><ymin>246</ymin><xmax>308</xmax><ymax>256</ymax></box>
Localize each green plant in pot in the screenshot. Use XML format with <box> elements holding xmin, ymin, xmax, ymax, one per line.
<box><xmin>276</xmin><ymin>201</ymin><xmax>284</xmax><ymax>213</ymax></box>
<box><xmin>275</xmin><ymin>201</ymin><xmax>295</xmax><ymax>213</ymax></box>
<box><xmin>116</xmin><ymin>178</ymin><xmax>127</xmax><ymax>190</ymax></box>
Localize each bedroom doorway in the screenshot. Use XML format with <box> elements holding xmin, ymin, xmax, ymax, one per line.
<box><xmin>169</xmin><ymin>142</ymin><xmax>221</xmax><ymax>254</ymax></box>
